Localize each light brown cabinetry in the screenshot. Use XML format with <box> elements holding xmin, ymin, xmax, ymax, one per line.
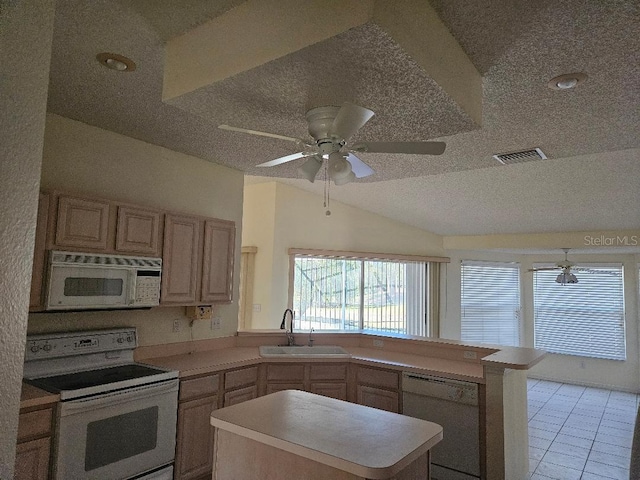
<box><xmin>51</xmin><ymin>193</ymin><xmax>163</xmax><ymax>256</ymax></box>
<box><xmin>175</xmin><ymin>374</ymin><xmax>220</xmax><ymax>480</ymax></box>
<box><xmin>222</xmin><ymin>366</ymin><xmax>259</xmax><ymax>406</ymax></box>
<box><xmin>161</xmin><ymin>214</ymin><xmax>201</xmax><ymax>305</ymax></box>
<box><xmin>54</xmin><ymin>194</ymin><xmax>110</xmax><ymax>250</ymax></box>
<box><xmin>30</xmin><ymin>193</ymin><xmax>50</xmax><ymax>311</ymax></box>
<box><xmin>161</xmin><ymin>215</ymin><xmax>235</xmax><ymax>306</ymax></box>
<box><xmin>175</xmin><ymin>366</ymin><xmax>258</xmax><ymax>480</ymax></box>
<box><xmin>354</xmin><ymin>366</ymin><xmax>400</xmax><ymax>413</ymax></box>
<box><xmin>15</xmin><ymin>405</ymin><xmax>54</xmax><ymax>480</ymax></box>
<box><xmin>115</xmin><ymin>206</ymin><xmax>162</xmax><ymax>255</ymax></box>
<box><xmin>263</xmin><ymin>363</ymin><xmax>348</xmax><ymax>400</ymax></box>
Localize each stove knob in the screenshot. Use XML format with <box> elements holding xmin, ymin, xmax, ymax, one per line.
<box><xmin>126</xmin><ymin>336</ymin><xmax>133</xmax><ymax>343</ymax></box>
<box><xmin>42</xmin><ymin>344</ymin><xmax>52</xmax><ymax>352</ymax></box>
<box><xmin>30</xmin><ymin>345</ymin><xmax>39</xmax><ymax>353</ymax></box>
<box><xmin>117</xmin><ymin>337</ymin><xmax>124</xmax><ymax>343</ymax></box>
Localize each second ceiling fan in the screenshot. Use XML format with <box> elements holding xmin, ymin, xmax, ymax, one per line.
<box><xmin>219</xmin><ymin>102</ymin><xmax>446</xmax><ymax>185</ymax></box>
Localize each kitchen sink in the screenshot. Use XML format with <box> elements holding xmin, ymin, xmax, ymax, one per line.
<box><xmin>259</xmin><ymin>345</ymin><xmax>351</xmax><ymax>358</ymax></box>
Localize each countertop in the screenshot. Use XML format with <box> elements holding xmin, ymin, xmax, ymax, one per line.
<box><xmin>143</xmin><ymin>345</ymin><xmax>486</xmax><ymax>382</ymax></box>
<box><xmin>209</xmin><ymin>389</ymin><xmax>443</xmax><ymax>479</ymax></box>
<box><xmin>20</xmin><ymin>382</ymin><xmax>59</xmax><ymax>409</ymax></box>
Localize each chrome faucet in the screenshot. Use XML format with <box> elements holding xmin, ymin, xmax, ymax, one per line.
<box><xmin>280</xmin><ymin>309</ymin><xmax>295</xmax><ymax>346</ymax></box>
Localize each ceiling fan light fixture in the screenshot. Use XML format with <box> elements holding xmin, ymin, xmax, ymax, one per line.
<box><xmin>556</xmin><ymin>272</ymin><xmax>578</xmax><ymax>284</ymax></box>
<box><xmin>298</xmin><ymin>155</ymin><xmax>323</xmax><ymax>183</ymax></box>
<box><xmin>328</xmin><ymin>152</ymin><xmax>354</xmax><ymax>185</ymax></box>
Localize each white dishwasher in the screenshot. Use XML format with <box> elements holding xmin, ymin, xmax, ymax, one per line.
<box><xmin>402</xmin><ymin>373</ymin><xmax>481</xmax><ymax>480</ymax></box>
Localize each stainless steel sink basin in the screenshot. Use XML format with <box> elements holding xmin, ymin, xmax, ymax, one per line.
<box><xmin>259</xmin><ymin>345</ymin><xmax>351</xmax><ymax>358</ymax></box>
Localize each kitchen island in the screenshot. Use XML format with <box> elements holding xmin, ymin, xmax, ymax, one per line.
<box><xmin>209</xmin><ymin>389</ymin><xmax>443</xmax><ymax>480</ymax></box>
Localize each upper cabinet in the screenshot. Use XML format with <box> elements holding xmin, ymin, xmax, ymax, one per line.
<box><xmin>29</xmin><ymin>190</ymin><xmax>236</xmax><ymax>311</ymax></box>
<box><xmin>48</xmin><ymin>192</ymin><xmax>163</xmax><ymax>257</ymax></box>
<box><xmin>161</xmin><ymin>215</ymin><xmax>235</xmax><ymax>306</ymax></box>
<box><xmin>161</xmin><ymin>214</ymin><xmax>201</xmax><ymax>305</ymax></box>
<box><xmin>116</xmin><ymin>206</ymin><xmax>162</xmax><ymax>256</ymax></box>
<box><xmin>201</xmin><ymin>219</ymin><xmax>235</xmax><ymax>304</ymax></box>
<box><xmin>54</xmin><ymin>195</ymin><xmax>110</xmax><ymax>250</ymax></box>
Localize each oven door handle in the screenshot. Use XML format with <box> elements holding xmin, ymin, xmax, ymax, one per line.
<box><xmin>60</xmin><ymin>379</ymin><xmax>178</xmax><ymax>416</ymax></box>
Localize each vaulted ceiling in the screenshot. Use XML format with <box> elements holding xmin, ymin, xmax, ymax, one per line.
<box><xmin>47</xmin><ymin>0</ymin><xmax>640</xmax><ymax>235</ymax></box>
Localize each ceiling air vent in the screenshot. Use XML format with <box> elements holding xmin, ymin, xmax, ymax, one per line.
<box><xmin>492</xmin><ymin>148</ymin><xmax>547</xmax><ymax>165</ymax></box>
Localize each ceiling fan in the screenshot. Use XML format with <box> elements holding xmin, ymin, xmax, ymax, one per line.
<box><xmin>219</xmin><ymin>102</ymin><xmax>446</xmax><ymax>185</ymax></box>
<box><xmin>528</xmin><ymin>248</ymin><xmax>584</xmax><ymax>284</ymax></box>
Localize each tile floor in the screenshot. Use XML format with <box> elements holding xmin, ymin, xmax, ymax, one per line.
<box><xmin>528</xmin><ymin>379</ymin><xmax>638</xmax><ymax>480</ymax></box>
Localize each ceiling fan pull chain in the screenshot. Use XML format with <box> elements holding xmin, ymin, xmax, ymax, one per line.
<box><xmin>324</xmin><ymin>162</ymin><xmax>331</xmax><ymax>216</ymax></box>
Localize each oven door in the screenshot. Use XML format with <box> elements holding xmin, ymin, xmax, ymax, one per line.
<box><xmin>54</xmin><ymin>379</ymin><xmax>178</xmax><ymax>480</ymax></box>
<box><xmin>47</xmin><ymin>264</ymin><xmax>133</xmax><ymax>310</ymax></box>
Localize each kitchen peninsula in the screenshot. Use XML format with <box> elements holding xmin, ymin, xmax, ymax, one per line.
<box><xmin>139</xmin><ymin>331</ymin><xmax>545</xmax><ymax>480</ymax></box>
<box><xmin>209</xmin><ymin>389</ymin><xmax>443</xmax><ymax>479</ymax></box>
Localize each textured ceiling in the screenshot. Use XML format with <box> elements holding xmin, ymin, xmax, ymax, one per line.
<box><xmin>46</xmin><ymin>0</ymin><xmax>640</xmax><ymax>235</ymax></box>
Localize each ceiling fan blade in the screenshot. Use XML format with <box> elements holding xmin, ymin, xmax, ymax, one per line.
<box><xmin>256</xmin><ymin>152</ymin><xmax>308</xmax><ymax>167</ymax></box>
<box><xmin>352</xmin><ymin>141</ymin><xmax>446</xmax><ymax>155</ymax></box>
<box><xmin>219</xmin><ymin>124</ymin><xmax>303</xmax><ymax>144</ymax></box>
<box><xmin>329</xmin><ymin>103</ymin><xmax>375</xmax><ymax>141</ymax></box>
<box><xmin>528</xmin><ymin>267</ymin><xmax>560</xmax><ymax>272</ymax></box>
<box><xmin>345</xmin><ymin>153</ymin><xmax>374</xmax><ymax>178</ymax></box>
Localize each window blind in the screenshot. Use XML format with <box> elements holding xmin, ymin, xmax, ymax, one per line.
<box><xmin>533</xmin><ymin>264</ymin><xmax>625</xmax><ymax>360</ymax></box>
<box><xmin>291</xmin><ymin>255</ymin><xmax>428</xmax><ymax>335</ymax></box>
<box><xmin>461</xmin><ymin>261</ymin><xmax>521</xmax><ymax>347</ymax></box>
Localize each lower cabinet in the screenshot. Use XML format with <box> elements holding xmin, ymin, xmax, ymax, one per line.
<box><xmin>175</xmin><ymin>366</ymin><xmax>259</xmax><ymax>480</ymax></box>
<box><xmin>354</xmin><ymin>366</ymin><xmax>401</xmax><ymax>413</ymax></box>
<box><xmin>263</xmin><ymin>363</ymin><xmax>348</xmax><ymax>400</ymax></box>
<box><xmin>175</xmin><ymin>373</ymin><xmax>220</xmax><ymax>480</ymax></box>
<box><xmin>15</xmin><ymin>405</ymin><xmax>54</xmax><ymax>480</ymax></box>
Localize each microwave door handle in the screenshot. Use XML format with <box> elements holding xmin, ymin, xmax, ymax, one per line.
<box><xmin>128</xmin><ymin>271</ymin><xmax>136</xmax><ymax>305</ymax></box>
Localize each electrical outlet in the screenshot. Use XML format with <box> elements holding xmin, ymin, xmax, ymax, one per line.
<box><xmin>463</xmin><ymin>351</ymin><xmax>478</xmax><ymax>360</ymax></box>
<box><xmin>580</xmin><ymin>360</ymin><xmax>586</xmax><ymax>369</ymax></box>
<box><xmin>373</xmin><ymin>339</ymin><xmax>384</xmax><ymax>348</ymax></box>
<box><xmin>172</xmin><ymin>319</ymin><xmax>181</xmax><ymax>333</ymax></box>
<box><xmin>211</xmin><ymin>317</ymin><xmax>221</xmax><ymax>330</ymax></box>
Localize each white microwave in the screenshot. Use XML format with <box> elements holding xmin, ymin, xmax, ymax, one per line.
<box><xmin>45</xmin><ymin>251</ymin><xmax>162</xmax><ymax>311</ymax></box>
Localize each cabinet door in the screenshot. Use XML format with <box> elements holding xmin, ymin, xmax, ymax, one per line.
<box><xmin>200</xmin><ymin>219</ymin><xmax>235</xmax><ymax>303</ymax></box>
<box><xmin>14</xmin><ymin>437</ymin><xmax>50</xmax><ymax>480</ymax></box>
<box><xmin>309</xmin><ymin>382</ymin><xmax>348</xmax><ymax>401</ymax></box>
<box><xmin>357</xmin><ymin>385</ymin><xmax>399</xmax><ymax>413</ymax></box>
<box><xmin>115</xmin><ymin>206</ymin><xmax>161</xmax><ymax>256</ymax></box>
<box><xmin>161</xmin><ymin>214</ymin><xmax>201</xmax><ymax>305</ymax></box>
<box><xmin>30</xmin><ymin>193</ymin><xmax>49</xmax><ymax>310</ymax></box>
<box><xmin>266</xmin><ymin>383</ymin><xmax>305</xmax><ymax>395</ymax></box>
<box><xmin>224</xmin><ymin>385</ymin><xmax>258</xmax><ymax>406</ymax></box>
<box><xmin>54</xmin><ymin>195</ymin><xmax>110</xmax><ymax>250</ymax></box>
<box><xmin>175</xmin><ymin>395</ymin><xmax>218</xmax><ymax>480</ymax></box>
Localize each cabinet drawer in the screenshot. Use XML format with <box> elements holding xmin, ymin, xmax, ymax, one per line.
<box><xmin>17</xmin><ymin>408</ymin><xmax>52</xmax><ymax>442</ymax></box>
<box><xmin>224</xmin><ymin>366</ymin><xmax>258</xmax><ymax>390</ymax></box>
<box><xmin>179</xmin><ymin>374</ymin><xmax>220</xmax><ymax>401</ymax></box>
<box><xmin>309</xmin><ymin>364</ymin><xmax>347</xmax><ymax>381</ymax></box>
<box><xmin>357</xmin><ymin>367</ymin><xmax>399</xmax><ymax>390</ymax></box>
<box><xmin>266</xmin><ymin>364</ymin><xmax>305</xmax><ymax>381</ymax></box>
<box><xmin>224</xmin><ymin>385</ymin><xmax>258</xmax><ymax>406</ymax></box>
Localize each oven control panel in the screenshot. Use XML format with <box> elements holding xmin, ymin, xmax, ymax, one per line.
<box><xmin>25</xmin><ymin>328</ymin><xmax>137</xmax><ymax>360</ymax></box>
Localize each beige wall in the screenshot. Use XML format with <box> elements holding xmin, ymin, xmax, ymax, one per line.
<box><xmin>0</xmin><ymin>1</ymin><xmax>54</xmax><ymax>476</ymax></box>
<box><xmin>28</xmin><ymin>114</ymin><xmax>245</xmax><ymax>345</ymax></box>
<box><xmin>443</xmin><ymin>245</ymin><xmax>640</xmax><ymax>392</ymax></box>
<box><xmin>242</xmin><ymin>181</ymin><xmax>444</xmax><ymax>329</ymax></box>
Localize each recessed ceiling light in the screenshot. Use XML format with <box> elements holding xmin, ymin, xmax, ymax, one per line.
<box><xmin>96</xmin><ymin>52</ymin><xmax>136</xmax><ymax>72</ymax></box>
<box><xmin>547</xmin><ymin>72</ymin><xmax>587</xmax><ymax>90</ymax></box>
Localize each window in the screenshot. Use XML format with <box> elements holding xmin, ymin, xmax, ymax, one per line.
<box><xmin>461</xmin><ymin>261</ymin><xmax>521</xmax><ymax>346</ymax></box>
<box><xmin>290</xmin><ymin>253</ymin><xmax>433</xmax><ymax>336</ymax></box>
<box><xmin>533</xmin><ymin>264</ymin><xmax>625</xmax><ymax>360</ymax></box>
